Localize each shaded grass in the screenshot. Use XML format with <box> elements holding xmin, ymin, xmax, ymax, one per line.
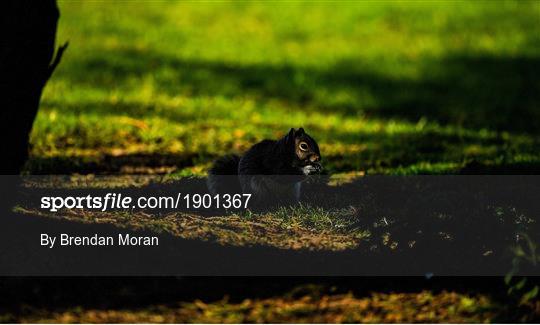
<box><xmin>15</xmin><ymin>205</ymin><xmax>368</xmax><ymax>251</ymax></box>
<box><xmin>8</xmin><ymin>291</ymin><xmax>505</xmax><ymax>323</ymax></box>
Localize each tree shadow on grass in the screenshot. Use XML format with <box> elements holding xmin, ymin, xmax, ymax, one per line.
<box><xmin>36</xmin><ymin>48</ymin><xmax>540</xmax><ymax>174</ymax></box>
<box><xmin>25</xmin><ymin>153</ymin><xmax>199</xmax><ymax>175</ymax></box>
<box><xmin>64</xmin><ymin>48</ymin><xmax>540</xmax><ymax>134</ymax></box>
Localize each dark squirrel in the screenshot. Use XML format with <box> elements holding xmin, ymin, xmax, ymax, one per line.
<box><xmin>207</xmin><ymin>128</ymin><xmax>322</xmax><ymax>206</ymax></box>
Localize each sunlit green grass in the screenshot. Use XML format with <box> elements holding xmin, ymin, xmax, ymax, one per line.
<box><xmin>30</xmin><ymin>1</ymin><xmax>540</xmax><ymax>175</ymax></box>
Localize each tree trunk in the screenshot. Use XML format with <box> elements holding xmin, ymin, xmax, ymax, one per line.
<box><xmin>0</xmin><ymin>0</ymin><xmax>67</xmax><ymax>174</ymax></box>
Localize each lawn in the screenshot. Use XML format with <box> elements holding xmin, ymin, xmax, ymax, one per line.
<box><xmin>10</xmin><ymin>0</ymin><xmax>540</xmax><ymax>322</ymax></box>
<box><xmin>29</xmin><ymin>0</ymin><xmax>540</xmax><ymax>175</ymax></box>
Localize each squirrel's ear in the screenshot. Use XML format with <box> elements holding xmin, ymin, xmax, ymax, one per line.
<box><xmin>288</xmin><ymin>128</ymin><xmax>295</xmax><ymax>137</ymax></box>
<box><xmin>296</xmin><ymin>128</ymin><xmax>305</xmax><ymax>136</ymax></box>
<box><xmin>285</xmin><ymin>128</ymin><xmax>295</xmax><ymax>144</ymax></box>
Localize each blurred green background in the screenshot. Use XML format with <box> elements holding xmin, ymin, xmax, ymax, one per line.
<box><xmin>30</xmin><ymin>0</ymin><xmax>540</xmax><ymax>175</ymax></box>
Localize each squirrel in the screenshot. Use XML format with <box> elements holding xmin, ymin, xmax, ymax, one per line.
<box><xmin>207</xmin><ymin>128</ymin><xmax>322</xmax><ymax>207</ymax></box>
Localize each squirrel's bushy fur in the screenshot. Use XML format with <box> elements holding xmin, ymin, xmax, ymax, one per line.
<box><xmin>207</xmin><ymin>128</ymin><xmax>322</xmax><ymax>207</ymax></box>
<box><xmin>206</xmin><ymin>154</ymin><xmax>242</xmax><ymax>194</ymax></box>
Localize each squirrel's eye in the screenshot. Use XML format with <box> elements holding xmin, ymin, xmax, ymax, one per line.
<box><xmin>299</xmin><ymin>142</ymin><xmax>309</xmax><ymax>151</ymax></box>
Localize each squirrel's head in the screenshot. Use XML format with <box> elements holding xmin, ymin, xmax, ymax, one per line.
<box><xmin>284</xmin><ymin>128</ymin><xmax>322</xmax><ymax>175</ymax></box>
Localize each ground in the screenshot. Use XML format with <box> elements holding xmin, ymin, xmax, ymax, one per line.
<box><xmin>6</xmin><ymin>1</ymin><xmax>540</xmax><ymax>323</ymax></box>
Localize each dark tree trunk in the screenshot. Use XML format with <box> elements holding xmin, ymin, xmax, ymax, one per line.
<box><xmin>0</xmin><ymin>0</ymin><xmax>67</xmax><ymax>174</ymax></box>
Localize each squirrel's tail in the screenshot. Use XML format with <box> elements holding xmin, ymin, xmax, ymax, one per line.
<box><xmin>207</xmin><ymin>154</ymin><xmax>242</xmax><ymax>195</ymax></box>
<box><xmin>209</xmin><ymin>154</ymin><xmax>240</xmax><ymax>175</ymax></box>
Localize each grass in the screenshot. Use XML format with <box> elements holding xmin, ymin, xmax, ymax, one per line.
<box><xmin>28</xmin><ymin>0</ymin><xmax>540</xmax><ymax>175</ymax></box>
<box><xmin>15</xmin><ymin>205</ymin><xmax>368</xmax><ymax>251</ymax></box>
<box><xmin>8</xmin><ymin>291</ymin><xmax>504</xmax><ymax>323</ymax></box>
